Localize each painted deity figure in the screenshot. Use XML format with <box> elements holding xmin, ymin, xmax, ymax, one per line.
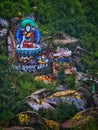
<box><xmin>16</xmin><ymin>18</ymin><xmax>40</xmax><ymax>49</ymax></box>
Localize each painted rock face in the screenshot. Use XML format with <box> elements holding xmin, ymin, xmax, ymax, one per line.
<box><xmin>15</xmin><ymin>18</ymin><xmax>42</xmax><ymax>56</ymax></box>
<box><xmin>0</xmin><ymin>17</ymin><xmax>8</xmax><ymax>38</ymax></box>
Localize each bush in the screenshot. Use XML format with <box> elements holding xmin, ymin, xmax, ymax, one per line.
<box><xmin>65</xmin><ymin>74</ymin><xmax>76</xmax><ymax>90</ymax></box>
<box><xmin>38</xmin><ymin>102</ymin><xmax>78</xmax><ymax>122</ymax></box>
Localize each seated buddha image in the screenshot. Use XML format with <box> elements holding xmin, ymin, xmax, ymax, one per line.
<box><xmin>16</xmin><ymin>18</ymin><xmax>40</xmax><ymax>49</ymax></box>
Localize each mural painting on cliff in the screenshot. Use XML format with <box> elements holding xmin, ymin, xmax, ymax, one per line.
<box><xmin>14</xmin><ymin>17</ymin><xmax>52</xmax><ymax>74</ymax></box>
<box><xmin>15</xmin><ymin>18</ymin><xmax>42</xmax><ymax>55</ymax></box>
<box><xmin>52</xmin><ymin>46</ymin><xmax>76</xmax><ymax>75</ymax></box>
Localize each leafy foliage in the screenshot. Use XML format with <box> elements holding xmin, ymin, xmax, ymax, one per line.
<box><xmin>38</xmin><ymin>102</ymin><xmax>78</xmax><ymax>122</ymax></box>
<box><xmin>65</xmin><ymin>74</ymin><xmax>76</xmax><ymax>89</ymax></box>
<box><xmin>57</xmin><ymin>68</ymin><xmax>76</xmax><ymax>89</ymax></box>
<box><xmin>57</xmin><ymin>68</ymin><xmax>65</xmax><ymax>85</ymax></box>
<box><xmin>0</xmin><ymin>52</ymin><xmax>51</xmax><ymax>125</ymax></box>
<box><xmin>0</xmin><ymin>0</ymin><xmax>98</xmax><ymax>128</ymax></box>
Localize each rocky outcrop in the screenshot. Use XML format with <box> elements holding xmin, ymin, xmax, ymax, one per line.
<box><xmin>47</xmin><ymin>32</ymin><xmax>80</xmax><ymax>51</ymax></box>
<box><xmin>0</xmin><ymin>17</ymin><xmax>9</xmax><ymax>51</ymax></box>
<box><xmin>6</xmin><ymin>111</ymin><xmax>47</xmax><ymax>130</ymax></box>
<box><xmin>7</xmin><ymin>126</ymin><xmax>35</xmax><ymax>130</ymax></box>
<box><xmin>71</xmin><ymin>107</ymin><xmax>98</xmax><ymax>129</ymax></box>
<box><xmin>93</xmin><ymin>94</ymin><xmax>98</xmax><ymax>106</ymax></box>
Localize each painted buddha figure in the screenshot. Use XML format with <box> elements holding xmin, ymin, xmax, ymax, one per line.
<box><xmin>16</xmin><ymin>18</ymin><xmax>40</xmax><ymax>49</ymax></box>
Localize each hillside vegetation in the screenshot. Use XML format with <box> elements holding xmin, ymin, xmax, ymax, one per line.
<box><xmin>0</xmin><ymin>0</ymin><xmax>98</xmax><ymax>129</ymax></box>
<box><xmin>0</xmin><ymin>0</ymin><xmax>98</xmax><ymax>52</ymax></box>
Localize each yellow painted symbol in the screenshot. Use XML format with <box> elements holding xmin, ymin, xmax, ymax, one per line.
<box><xmin>19</xmin><ymin>113</ymin><xmax>30</xmax><ymax>123</ymax></box>
<box><xmin>45</xmin><ymin>119</ymin><xmax>60</xmax><ymax>130</ymax></box>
